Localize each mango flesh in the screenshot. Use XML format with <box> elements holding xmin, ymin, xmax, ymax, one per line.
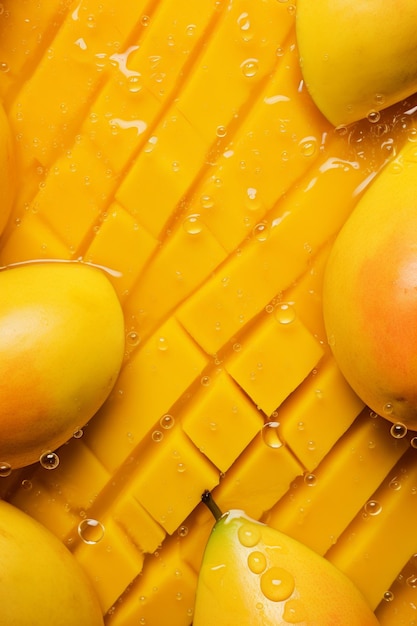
<box><xmin>193</xmin><ymin>510</ymin><xmax>379</xmax><ymax>625</ymax></box>
<box><xmin>296</xmin><ymin>0</ymin><xmax>417</xmax><ymax>126</ymax></box>
<box><xmin>0</xmin><ymin>498</ymin><xmax>103</xmax><ymax>624</ymax></box>
<box><xmin>0</xmin><ymin>102</ymin><xmax>15</xmax><ymax>235</ymax></box>
<box><xmin>323</xmin><ymin>140</ymin><xmax>417</xmax><ymax>430</ymax></box>
<box><xmin>0</xmin><ymin>261</ymin><xmax>125</xmax><ymax>468</ymax></box>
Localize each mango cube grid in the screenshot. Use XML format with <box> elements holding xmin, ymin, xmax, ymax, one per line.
<box><xmin>0</xmin><ymin>1</ymin><xmax>417</xmax><ymax>624</ymax></box>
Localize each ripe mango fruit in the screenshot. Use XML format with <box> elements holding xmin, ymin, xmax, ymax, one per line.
<box><xmin>193</xmin><ymin>494</ymin><xmax>379</xmax><ymax>625</ymax></box>
<box><xmin>0</xmin><ymin>102</ymin><xmax>15</xmax><ymax>235</ymax></box>
<box><xmin>0</xmin><ymin>498</ymin><xmax>103</xmax><ymax>624</ymax></box>
<box><xmin>0</xmin><ymin>261</ymin><xmax>125</xmax><ymax>468</ymax></box>
<box><xmin>296</xmin><ymin>0</ymin><xmax>417</xmax><ymax>126</ymax></box>
<box><xmin>323</xmin><ymin>140</ymin><xmax>417</xmax><ymax>430</ymax></box>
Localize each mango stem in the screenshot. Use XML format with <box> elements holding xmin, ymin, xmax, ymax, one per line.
<box><xmin>201</xmin><ymin>490</ymin><xmax>223</xmax><ymax>521</ymax></box>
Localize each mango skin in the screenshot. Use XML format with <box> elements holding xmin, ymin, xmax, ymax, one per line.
<box><xmin>0</xmin><ymin>499</ymin><xmax>104</xmax><ymax>624</ymax></box>
<box><xmin>0</xmin><ymin>102</ymin><xmax>15</xmax><ymax>235</ymax></box>
<box><xmin>0</xmin><ymin>261</ymin><xmax>125</xmax><ymax>468</ymax></box>
<box><xmin>323</xmin><ymin>141</ymin><xmax>417</xmax><ymax>430</ymax></box>
<box><xmin>296</xmin><ymin>0</ymin><xmax>417</xmax><ymax>126</ymax></box>
<box><xmin>193</xmin><ymin>510</ymin><xmax>379</xmax><ymax>625</ymax></box>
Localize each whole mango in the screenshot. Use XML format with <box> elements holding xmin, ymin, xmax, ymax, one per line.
<box><xmin>0</xmin><ymin>261</ymin><xmax>125</xmax><ymax>468</ymax></box>
<box><xmin>323</xmin><ymin>141</ymin><xmax>417</xmax><ymax>430</ymax></box>
<box><xmin>0</xmin><ymin>498</ymin><xmax>104</xmax><ymax>624</ymax></box>
<box><xmin>296</xmin><ymin>0</ymin><xmax>417</xmax><ymax>126</ymax></box>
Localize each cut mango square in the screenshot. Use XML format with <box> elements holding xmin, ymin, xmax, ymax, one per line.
<box><xmin>177</xmin><ymin>0</ymin><xmax>295</xmax><ymax>143</ymax></box>
<box><xmin>124</xmin><ymin>218</ymin><xmax>226</xmax><ymax>340</ymax></box>
<box><xmin>106</xmin><ymin>541</ymin><xmax>197</xmax><ymax>626</ymax></box>
<box><xmin>226</xmin><ymin>311</ymin><xmax>324</xmax><ymax>416</ymax></box>
<box><xmin>29</xmin><ymin>135</ymin><xmax>116</xmax><ymax>250</ymax></box>
<box><xmin>84</xmin><ymin>201</ymin><xmax>159</xmax><ymax>301</ymax></box>
<box><xmin>326</xmin><ymin>447</ymin><xmax>417</xmax><ymax>610</ymax></box>
<box><xmin>182</xmin><ymin>369</ymin><xmax>263</xmax><ymax>472</ymax></box>
<box><xmin>0</xmin><ymin>211</ymin><xmax>69</xmax><ymax>265</ymax></box>
<box><xmin>116</xmin><ymin>107</ymin><xmax>211</xmax><ymax>238</ymax></box>
<box><xmin>84</xmin><ymin>317</ymin><xmax>208</xmax><ymax>472</ymax></box>
<box><xmin>9</xmin><ymin>0</ymin><xmax>143</xmax><ymax>167</ymax></box>
<box><xmin>213</xmin><ymin>433</ymin><xmax>303</xmax><ymax>520</ymax></box>
<box><xmin>73</xmin><ymin>515</ymin><xmax>145</xmax><ymax>613</ymax></box>
<box><xmin>131</xmin><ymin>426</ymin><xmax>219</xmax><ymax>534</ymax></box>
<box><xmin>279</xmin><ymin>357</ymin><xmax>365</xmax><ymax>470</ymax></box>
<box><xmin>267</xmin><ymin>411</ymin><xmax>409</xmax><ymax>557</ymax></box>
<box><xmin>112</xmin><ymin>493</ymin><xmax>166</xmax><ymax>555</ymax></box>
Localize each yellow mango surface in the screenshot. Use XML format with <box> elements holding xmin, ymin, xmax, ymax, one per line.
<box><xmin>0</xmin><ymin>1</ymin><xmax>416</xmax><ymax>625</ymax></box>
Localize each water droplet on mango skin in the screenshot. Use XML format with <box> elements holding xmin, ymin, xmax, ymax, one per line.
<box><xmin>260</xmin><ymin>566</ymin><xmax>295</xmax><ymax>602</ymax></box>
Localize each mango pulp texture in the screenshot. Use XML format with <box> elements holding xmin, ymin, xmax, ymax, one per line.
<box><xmin>0</xmin><ymin>2</ymin><xmax>417</xmax><ymax>625</ymax></box>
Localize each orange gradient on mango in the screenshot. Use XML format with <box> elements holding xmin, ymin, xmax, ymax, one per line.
<box><xmin>324</xmin><ymin>140</ymin><xmax>417</xmax><ymax>430</ymax></box>
<box><xmin>0</xmin><ymin>261</ymin><xmax>125</xmax><ymax>469</ymax></box>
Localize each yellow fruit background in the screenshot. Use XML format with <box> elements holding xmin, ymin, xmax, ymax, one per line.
<box><xmin>0</xmin><ymin>1</ymin><xmax>417</xmax><ymax>625</ymax></box>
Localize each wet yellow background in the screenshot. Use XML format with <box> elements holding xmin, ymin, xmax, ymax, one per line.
<box><xmin>0</xmin><ymin>1</ymin><xmax>417</xmax><ymax>624</ymax></box>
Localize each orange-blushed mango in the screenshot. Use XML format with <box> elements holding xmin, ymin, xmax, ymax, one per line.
<box><xmin>323</xmin><ymin>141</ymin><xmax>417</xmax><ymax>430</ymax></box>
<box><xmin>0</xmin><ymin>261</ymin><xmax>125</xmax><ymax>468</ymax></box>
<box><xmin>194</xmin><ymin>495</ymin><xmax>379</xmax><ymax>625</ymax></box>
<box><xmin>0</xmin><ymin>499</ymin><xmax>104</xmax><ymax>624</ymax></box>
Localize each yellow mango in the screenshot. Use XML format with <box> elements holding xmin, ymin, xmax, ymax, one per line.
<box><xmin>296</xmin><ymin>0</ymin><xmax>417</xmax><ymax>126</ymax></box>
<box><xmin>0</xmin><ymin>261</ymin><xmax>125</xmax><ymax>469</ymax></box>
<box><xmin>0</xmin><ymin>498</ymin><xmax>103</xmax><ymax>624</ymax></box>
<box><xmin>0</xmin><ymin>102</ymin><xmax>15</xmax><ymax>235</ymax></box>
<box><xmin>193</xmin><ymin>493</ymin><xmax>379</xmax><ymax>625</ymax></box>
<box><xmin>323</xmin><ymin>141</ymin><xmax>417</xmax><ymax>430</ymax></box>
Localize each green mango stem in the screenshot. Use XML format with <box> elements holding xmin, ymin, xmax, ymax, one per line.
<box><xmin>201</xmin><ymin>490</ymin><xmax>223</xmax><ymax>521</ymax></box>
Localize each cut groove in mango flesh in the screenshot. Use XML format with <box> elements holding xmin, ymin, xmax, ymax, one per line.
<box><xmin>0</xmin><ymin>1</ymin><xmax>417</xmax><ymax>624</ymax></box>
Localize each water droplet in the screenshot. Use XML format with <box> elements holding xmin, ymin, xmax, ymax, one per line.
<box><xmin>253</xmin><ymin>222</ymin><xmax>270</xmax><ymax>241</ymax></box>
<box><xmin>216</xmin><ymin>125</ymin><xmax>227</xmax><ymax>138</ymax></box>
<box><xmin>127</xmin><ymin>330</ymin><xmax>141</xmax><ymax>346</ymax></box>
<box><xmin>183</xmin><ymin>214</ymin><xmax>203</xmax><ymax>235</ymax></box>
<box><xmin>157</xmin><ymin>336</ymin><xmax>169</xmax><ymax>351</ymax></box>
<box><xmin>78</xmin><ymin>518</ymin><xmax>105</xmax><ymax>544</ymax></box>
<box><xmin>389</xmin><ymin>476</ymin><xmax>401</xmax><ymax>490</ymax></box>
<box><xmin>299</xmin><ymin>137</ymin><xmax>317</xmax><ymax>157</ymax></box>
<box><xmin>233</xmin><ymin>342</ymin><xmax>241</xmax><ymax>352</ymax></box>
<box><xmin>275</xmin><ymin>303</ymin><xmax>296</xmax><ymax>325</ymax></box>
<box><xmin>178</xmin><ymin>525</ymin><xmax>188</xmax><ymax>537</ymax></box>
<box><xmin>248</xmin><ymin>550</ymin><xmax>267</xmax><ymax>574</ymax></box>
<box><xmin>260</xmin><ymin>567</ymin><xmax>295</xmax><ymax>602</ymax></box>
<box><xmin>0</xmin><ymin>61</ymin><xmax>9</xmax><ymax>73</ymax></box>
<box><xmin>411</xmin><ymin>437</ymin><xmax>417</xmax><ymax>449</ymax></box>
<box><xmin>406</xmin><ymin>574</ymin><xmax>417</xmax><ymax>588</ymax></box>
<box><xmin>39</xmin><ymin>451</ymin><xmax>60</xmax><ymax>470</ymax></box>
<box><xmin>390</xmin><ymin>422</ymin><xmax>407</xmax><ymax>439</ymax></box>
<box><xmin>383</xmin><ymin>402</ymin><xmax>394</xmax><ymax>415</ymax></box>
<box><xmin>383</xmin><ymin>590</ymin><xmax>394</xmax><ymax>602</ymax></box>
<box><xmin>177</xmin><ymin>462</ymin><xmax>186</xmax><ymax>473</ymax></box>
<box><xmin>21</xmin><ymin>479</ymin><xmax>32</xmax><ymax>490</ymax></box>
<box><xmin>237</xmin><ymin>12</ymin><xmax>250</xmax><ymax>31</ymax></box>
<box><xmin>201</xmin><ymin>375</ymin><xmax>211</xmax><ymax>387</ymax></box>
<box><xmin>240</xmin><ymin>58</ymin><xmax>259</xmax><ymax>78</ymax></box>
<box><xmin>200</xmin><ymin>194</ymin><xmax>214</xmax><ymax>209</ymax></box>
<box><xmin>238</xmin><ymin>523</ymin><xmax>261</xmax><ymax>547</ymax></box>
<box><xmin>364</xmin><ymin>500</ymin><xmax>382</xmax><ymax>516</ymax></box>
<box><xmin>128</xmin><ymin>75</ymin><xmax>142</xmax><ymax>93</ymax></box>
<box><xmin>0</xmin><ymin>462</ymin><xmax>12</xmax><ymax>477</ymax></box>
<box><xmin>261</xmin><ymin>422</ymin><xmax>282</xmax><ymax>449</ymax></box>
<box><xmin>152</xmin><ymin>430</ymin><xmax>164</xmax><ymax>442</ymax></box>
<box><xmin>283</xmin><ymin>599</ymin><xmax>308</xmax><ymax>623</ymax></box>
<box><xmin>367</xmin><ymin>110</ymin><xmax>381</xmax><ymax>123</ymax></box>
<box><xmin>73</xmin><ymin>428</ymin><xmax>84</xmax><ymax>439</ymax></box>
<box><xmin>303</xmin><ymin>473</ymin><xmax>317</xmax><ymax>487</ymax></box>
<box><xmin>160</xmin><ymin>414</ymin><xmax>175</xmax><ymax>429</ymax></box>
